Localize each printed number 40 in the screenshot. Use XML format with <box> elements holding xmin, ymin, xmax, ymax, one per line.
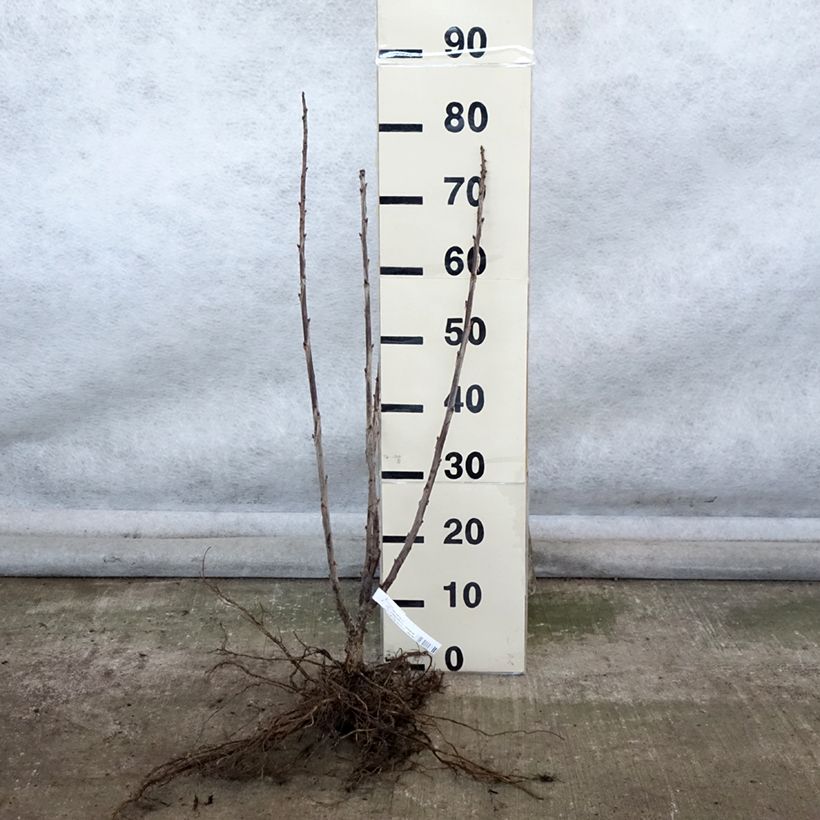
<box><xmin>443</xmin><ymin>384</ymin><xmax>484</xmax><ymax>414</ymax></box>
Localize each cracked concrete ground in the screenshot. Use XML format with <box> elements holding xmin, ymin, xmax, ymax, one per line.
<box><xmin>1</xmin><ymin>578</ymin><xmax>818</xmax><ymax>819</ymax></box>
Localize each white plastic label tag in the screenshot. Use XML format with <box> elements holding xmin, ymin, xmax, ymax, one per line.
<box><xmin>372</xmin><ymin>587</ymin><xmax>441</xmax><ymax>655</ymax></box>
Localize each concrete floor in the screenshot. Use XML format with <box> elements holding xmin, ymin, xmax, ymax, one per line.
<box><xmin>1</xmin><ymin>579</ymin><xmax>818</xmax><ymax>820</ymax></box>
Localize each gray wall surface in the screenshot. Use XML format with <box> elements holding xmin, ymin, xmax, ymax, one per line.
<box><xmin>1</xmin><ymin>1</ymin><xmax>819</xmax><ymax>573</ymax></box>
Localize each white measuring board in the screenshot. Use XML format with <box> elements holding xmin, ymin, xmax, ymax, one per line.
<box><xmin>376</xmin><ymin>1</ymin><xmax>533</xmax><ymax>674</ymax></box>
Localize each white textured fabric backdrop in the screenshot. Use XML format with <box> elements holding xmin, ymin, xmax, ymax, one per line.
<box><xmin>1</xmin><ymin>1</ymin><xmax>819</xmax><ymax>573</ymax></box>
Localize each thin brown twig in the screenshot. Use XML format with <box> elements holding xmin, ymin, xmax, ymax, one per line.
<box><xmin>297</xmin><ymin>92</ymin><xmax>353</xmax><ymax>633</ymax></box>
<box><xmin>368</xmin><ymin>146</ymin><xmax>488</xmax><ymax>608</ymax></box>
<box><xmin>359</xmin><ymin>168</ymin><xmax>381</xmax><ymax>608</ymax></box>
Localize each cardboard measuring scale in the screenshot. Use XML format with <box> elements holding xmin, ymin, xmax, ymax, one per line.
<box><xmin>376</xmin><ymin>0</ymin><xmax>533</xmax><ymax>674</ymax></box>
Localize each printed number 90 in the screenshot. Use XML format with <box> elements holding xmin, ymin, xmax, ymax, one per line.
<box><xmin>445</xmin><ymin>26</ymin><xmax>488</xmax><ymax>58</ymax></box>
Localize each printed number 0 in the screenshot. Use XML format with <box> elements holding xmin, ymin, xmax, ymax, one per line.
<box><xmin>444</xmin><ymin>645</ymin><xmax>464</xmax><ymax>671</ymax></box>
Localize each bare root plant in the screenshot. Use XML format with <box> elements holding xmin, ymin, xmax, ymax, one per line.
<box><xmin>114</xmin><ymin>95</ymin><xmax>546</xmax><ymax>818</ymax></box>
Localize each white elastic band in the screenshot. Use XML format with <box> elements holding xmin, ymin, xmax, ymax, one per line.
<box><xmin>377</xmin><ymin>45</ymin><xmax>535</xmax><ymax>66</ymax></box>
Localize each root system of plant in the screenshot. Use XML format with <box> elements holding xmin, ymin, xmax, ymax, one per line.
<box><xmin>114</xmin><ymin>95</ymin><xmax>550</xmax><ymax>818</ymax></box>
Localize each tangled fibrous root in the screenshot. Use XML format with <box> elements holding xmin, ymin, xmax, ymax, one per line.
<box><xmin>113</xmin><ymin>583</ymin><xmax>546</xmax><ymax>818</ymax></box>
